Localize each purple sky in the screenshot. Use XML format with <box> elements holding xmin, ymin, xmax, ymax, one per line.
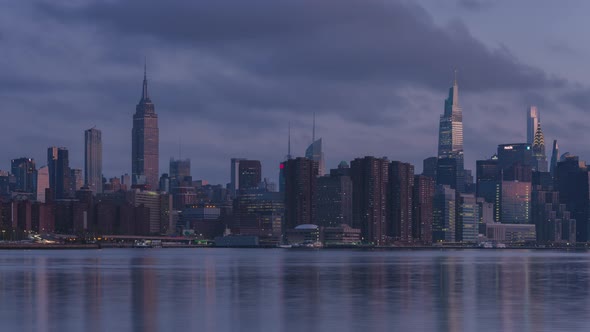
<box><xmin>2</xmin><ymin>0</ymin><xmax>590</xmax><ymax>185</ymax></box>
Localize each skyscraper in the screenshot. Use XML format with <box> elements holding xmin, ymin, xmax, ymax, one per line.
<box><xmin>36</xmin><ymin>165</ymin><xmax>49</xmax><ymax>203</ymax></box>
<box><xmin>555</xmin><ymin>156</ymin><xmax>590</xmax><ymax>242</ymax></box>
<box><xmin>437</xmin><ymin>73</ymin><xmax>464</xmax><ymax>192</ymax></box>
<box><xmin>10</xmin><ymin>157</ymin><xmax>36</xmax><ymax>193</ymax></box>
<box><xmin>316</xmin><ymin>164</ymin><xmax>353</xmax><ymax>228</ymax></box>
<box><xmin>388</xmin><ymin>161</ymin><xmax>414</xmax><ymax>242</ymax></box>
<box><xmin>550</xmin><ymin>140</ymin><xmax>559</xmax><ymax>177</ymax></box>
<box><xmin>85</xmin><ymin>127</ymin><xmax>103</xmax><ymax>194</ymax></box>
<box><xmin>412</xmin><ymin>175</ymin><xmax>435</xmax><ymax>244</ymax></box>
<box><xmin>305</xmin><ymin>113</ymin><xmax>326</xmax><ymax>176</ymax></box>
<box><xmin>238</xmin><ymin>160</ymin><xmax>262</xmax><ymax>191</ymax></box>
<box><xmin>169</xmin><ymin>158</ymin><xmax>191</xmax><ymax>185</ymax></box>
<box><xmin>351</xmin><ymin>156</ymin><xmax>389</xmax><ymax>245</ymax></box>
<box><xmin>433</xmin><ymin>184</ymin><xmax>456</xmax><ymax>242</ymax></box>
<box><xmin>132</xmin><ymin>63</ymin><xmax>159</xmax><ymax>189</ymax></box>
<box><xmin>532</xmin><ymin>122</ymin><xmax>548</xmax><ymax>172</ymax></box>
<box><xmin>526</xmin><ymin>106</ymin><xmax>539</xmax><ymax>145</ymax></box>
<box><xmin>282</xmin><ymin>157</ymin><xmax>318</xmax><ymax>230</ymax></box>
<box><xmin>47</xmin><ymin>147</ymin><xmax>71</xmax><ymax>199</ymax></box>
<box><xmin>230</xmin><ymin>158</ymin><xmax>245</xmax><ymax>196</ymax></box>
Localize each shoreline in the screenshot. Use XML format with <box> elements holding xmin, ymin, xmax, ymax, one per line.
<box><xmin>0</xmin><ymin>243</ymin><xmax>586</xmax><ymax>251</ymax></box>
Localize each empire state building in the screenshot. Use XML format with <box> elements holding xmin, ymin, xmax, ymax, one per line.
<box><xmin>132</xmin><ymin>65</ymin><xmax>159</xmax><ymax>189</ymax></box>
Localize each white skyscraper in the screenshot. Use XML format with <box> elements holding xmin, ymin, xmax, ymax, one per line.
<box><xmin>527</xmin><ymin>106</ymin><xmax>539</xmax><ymax>145</ymax></box>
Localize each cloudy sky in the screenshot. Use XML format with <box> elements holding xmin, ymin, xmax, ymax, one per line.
<box><xmin>2</xmin><ymin>0</ymin><xmax>590</xmax><ymax>184</ymax></box>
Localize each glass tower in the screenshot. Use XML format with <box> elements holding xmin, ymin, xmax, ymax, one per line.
<box><xmin>437</xmin><ymin>74</ymin><xmax>464</xmax><ymax>192</ymax></box>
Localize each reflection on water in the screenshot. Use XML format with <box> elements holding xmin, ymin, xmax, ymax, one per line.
<box><xmin>1</xmin><ymin>249</ymin><xmax>590</xmax><ymax>331</ymax></box>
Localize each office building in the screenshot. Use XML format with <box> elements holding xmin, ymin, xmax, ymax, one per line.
<box><xmin>84</xmin><ymin>127</ymin><xmax>103</xmax><ymax>194</ymax></box>
<box><xmin>422</xmin><ymin>157</ymin><xmax>437</xmax><ymax>179</ymax></box>
<box><xmin>238</xmin><ymin>160</ymin><xmax>262</xmax><ymax>191</ymax></box>
<box><xmin>501</xmin><ymin>180</ymin><xmax>531</xmax><ymax>224</ymax></box>
<box><xmin>36</xmin><ymin>166</ymin><xmax>49</xmax><ymax>203</ymax></box>
<box><xmin>554</xmin><ymin>156</ymin><xmax>590</xmax><ymax>242</ymax></box>
<box><xmin>433</xmin><ymin>185</ymin><xmax>456</xmax><ymax>242</ymax></box>
<box><xmin>47</xmin><ymin>147</ymin><xmax>71</xmax><ymax>199</ymax></box>
<box><xmin>10</xmin><ymin>158</ymin><xmax>36</xmax><ymax>193</ymax></box>
<box><xmin>169</xmin><ymin>158</ymin><xmax>190</xmax><ymax>186</ymax></box>
<box><xmin>437</xmin><ymin>74</ymin><xmax>464</xmax><ymax>192</ymax></box>
<box><xmin>459</xmin><ymin>193</ymin><xmax>479</xmax><ymax>242</ymax></box>
<box><xmin>132</xmin><ymin>64</ymin><xmax>159</xmax><ymax>189</ymax></box>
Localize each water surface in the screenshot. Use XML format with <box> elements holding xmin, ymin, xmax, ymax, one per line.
<box><xmin>1</xmin><ymin>249</ymin><xmax>589</xmax><ymax>331</ymax></box>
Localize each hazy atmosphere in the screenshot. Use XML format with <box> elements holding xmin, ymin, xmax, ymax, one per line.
<box><xmin>2</xmin><ymin>0</ymin><xmax>590</xmax><ymax>184</ymax></box>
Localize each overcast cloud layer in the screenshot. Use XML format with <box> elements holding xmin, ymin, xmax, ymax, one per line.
<box><xmin>1</xmin><ymin>0</ymin><xmax>589</xmax><ymax>184</ymax></box>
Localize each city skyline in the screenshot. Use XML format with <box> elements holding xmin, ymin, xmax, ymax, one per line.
<box><xmin>3</xmin><ymin>1</ymin><xmax>590</xmax><ymax>185</ymax></box>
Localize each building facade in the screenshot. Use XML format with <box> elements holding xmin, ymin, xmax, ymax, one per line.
<box><xmin>132</xmin><ymin>65</ymin><xmax>159</xmax><ymax>189</ymax></box>
<box><xmin>437</xmin><ymin>75</ymin><xmax>464</xmax><ymax>192</ymax></box>
<box><xmin>85</xmin><ymin>127</ymin><xmax>103</xmax><ymax>194</ymax></box>
<box><xmin>351</xmin><ymin>157</ymin><xmax>389</xmax><ymax>245</ymax></box>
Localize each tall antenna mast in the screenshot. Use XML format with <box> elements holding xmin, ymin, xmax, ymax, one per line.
<box><xmin>288</xmin><ymin>122</ymin><xmax>291</xmax><ymax>159</ymax></box>
<box><xmin>312</xmin><ymin>112</ymin><xmax>316</xmax><ymax>143</ymax></box>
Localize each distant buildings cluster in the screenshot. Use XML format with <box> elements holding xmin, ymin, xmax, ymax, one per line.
<box><xmin>0</xmin><ymin>68</ymin><xmax>586</xmax><ymax>247</ymax></box>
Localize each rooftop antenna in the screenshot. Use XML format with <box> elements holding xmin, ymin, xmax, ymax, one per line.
<box><xmin>312</xmin><ymin>112</ymin><xmax>316</xmax><ymax>143</ymax></box>
<box><xmin>179</xmin><ymin>137</ymin><xmax>182</xmax><ymax>160</ymax></box>
<box><xmin>286</xmin><ymin>122</ymin><xmax>292</xmax><ymax>160</ymax></box>
<box><xmin>453</xmin><ymin>68</ymin><xmax>457</xmax><ymax>85</ymax></box>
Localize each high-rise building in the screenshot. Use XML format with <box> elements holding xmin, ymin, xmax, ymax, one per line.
<box><xmin>532</xmin><ymin>188</ymin><xmax>576</xmax><ymax>244</ymax></box>
<box><xmin>315</xmin><ymin>164</ymin><xmax>353</xmax><ymax>228</ymax></box>
<box><xmin>550</xmin><ymin>140</ymin><xmax>559</xmax><ymax>177</ymax></box>
<box><xmin>230</xmin><ymin>158</ymin><xmax>245</xmax><ymax>196</ymax></box>
<box><xmin>47</xmin><ymin>147</ymin><xmax>71</xmax><ymax>199</ymax></box>
<box><xmin>70</xmin><ymin>169</ymin><xmax>83</xmax><ymax>195</ymax></box>
<box><xmin>531</xmin><ymin>122</ymin><xmax>548</xmax><ymax>172</ymax></box>
<box><xmin>554</xmin><ymin>156</ymin><xmax>590</xmax><ymax>242</ymax></box>
<box><xmin>305</xmin><ymin>113</ymin><xmax>326</xmax><ymax>176</ymax></box>
<box><xmin>497</xmin><ymin>143</ymin><xmax>533</xmax><ymax>171</ymax></box>
<box><xmin>10</xmin><ymin>158</ymin><xmax>36</xmax><ymax>193</ymax></box>
<box><xmin>526</xmin><ymin>106</ymin><xmax>539</xmax><ymax>145</ymax></box>
<box><xmin>234</xmin><ymin>188</ymin><xmax>284</xmax><ymax>242</ymax></box>
<box><xmin>433</xmin><ymin>184</ymin><xmax>456</xmax><ymax>242</ymax></box>
<box><xmin>169</xmin><ymin>158</ymin><xmax>191</xmax><ymax>186</ymax></box>
<box><xmin>458</xmin><ymin>193</ymin><xmax>479</xmax><ymax>242</ymax></box>
<box><xmin>132</xmin><ymin>64</ymin><xmax>159</xmax><ymax>189</ymax></box>
<box><xmin>388</xmin><ymin>161</ymin><xmax>414</xmax><ymax>242</ymax></box>
<box><xmin>437</xmin><ymin>74</ymin><xmax>464</xmax><ymax>192</ymax></box>
<box><xmin>351</xmin><ymin>156</ymin><xmax>389</xmax><ymax>245</ymax></box>
<box><xmin>413</xmin><ymin>175</ymin><xmax>435</xmax><ymax>244</ymax></box>
<box><xmin>238</xmin><ymin>160</ymin><xmax>262</xmax><ymax>191</ymax></box>
<box><xmin>85</xmin><ymin>127</ymin><xmax>103</xmax><ymax>194</ymax></box>
<box><xmin>422</xmin><ymin>157</ymin><xmax>437</xmax><ymax>179</ymax></box>
<box><xmin>501</xmin><ymin>180</ymin><xmax>531</xmax><ymax>224</ymax></box>
<box><xmin>282</xmin><ymin>157</ymin><xmax>318</xmax><ymax>230</ymax></box>
<box><xmin>476</xmin><ymin>157</ymin><xmax>501</xmax><ymax>222</ymax></box>
<box><xmin>36</xmin><ymin>166</ymin><xmax>49</xmax><ymax>203</ymax></box>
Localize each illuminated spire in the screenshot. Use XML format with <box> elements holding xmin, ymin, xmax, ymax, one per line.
<box><xmin>533</xmin><ymin>122</ymin><xmax>545</xmax><ymax>150</ymax></box>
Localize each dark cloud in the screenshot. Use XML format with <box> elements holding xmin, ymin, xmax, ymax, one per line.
<box><xmin>37</xmin><ymin>0</ymin><xmax>562</xmax><ymax>94</ymax></box>
<box><xmin>456</xmin><ymin>0</ymin><xmax>495</xmax><ymax>11</ymax></box>
<box><xmin>0</xmin><ymin>0</ymin><xmax>587</xmax><ymax>183</ymax></box>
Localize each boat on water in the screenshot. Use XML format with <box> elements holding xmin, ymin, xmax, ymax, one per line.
<box><xmin>133</xmin><ymin>240</ymin><xmax>153</xmax><ymax>248</ymax></box>
<box><xmin>278</xmin><ymin>244</ymin><xmax>292</xmax><ymax>249</ymax></box>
